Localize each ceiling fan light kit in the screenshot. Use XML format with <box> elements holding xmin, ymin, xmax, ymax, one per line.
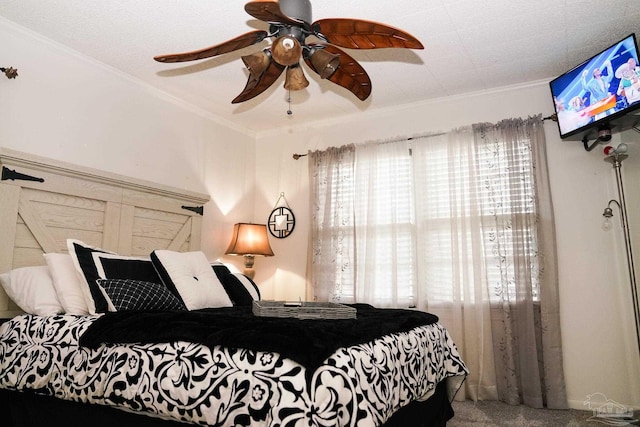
<box><xmin>154</xmin><ymin>0</ymin><xmax>423</xmax><ymax>104</ymax></box>
<box><xmin>309</xmin><ymin>49</ymin><xmax>340</xmax><ymax>79</ymax></box>
<box><xmin>242</xmin><ymin>51</ymin><xmax>271</xmax><ymax>76</ymax></box>
<box><xmin>284</xmin><ymin>65</ymin><xmax>309</xmax><ymax>91</ymax></box>
<box><xmin>272</xmin><ymin>36</ymin><xmax>303</xmax><ymax>66</ymax></box>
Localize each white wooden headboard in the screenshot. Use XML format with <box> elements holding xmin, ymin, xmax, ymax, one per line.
<box><xmin>0</xmin><ymin>148</ymin><xmax>210</xmax><ymax>318</ymax></box>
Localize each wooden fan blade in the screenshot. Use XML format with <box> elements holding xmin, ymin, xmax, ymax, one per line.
<box><xmin>305</xmin><ymin>44</ymin><xmax>372</xmax><ymax>101</ymax></box>
<box><xmin>245</xmin><ymin>0</ymin><xmax>304</xmax><ymax>26</ymax></box>
<box><xmin>154</xmin><ymin>30</ymin><xmax>268</xmax><ymax>63</ymax></box>
<box><xmin>312</xmin><ymin>18</ymin><xmax>423</xmax><ymax>50</ymax></box>
<box><xmin>233</xmin><ymin>53</ymin><xmax>286</xmax><ymax>103</ymax></box>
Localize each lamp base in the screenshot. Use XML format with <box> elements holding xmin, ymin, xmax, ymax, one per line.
<box><xmin>243</xmin><ymin>255</ymin><xmax>256</xmax><ymax>279</ymax></box>
<box><xmin>242</xmin><ymin>268</ymin><xmax>256</xmax><ymax>280</ymax></box>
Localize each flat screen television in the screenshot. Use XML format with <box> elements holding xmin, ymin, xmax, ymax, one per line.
<box><xmin>550</xmin><ymin>33</ymin><xmax>640</xmax><ymax>141</ymax></box>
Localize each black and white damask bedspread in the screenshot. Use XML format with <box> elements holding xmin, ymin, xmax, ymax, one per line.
<box><xmin>0</xmin><ymin>309</ymin><xmax>468</xmax><ymax>427</ymax></box>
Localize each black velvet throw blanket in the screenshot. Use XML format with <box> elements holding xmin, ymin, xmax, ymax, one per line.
<box><xmin>79</xmin><ymin>304</ymin><xmax>438</xmax><ymax>370</ymax></box>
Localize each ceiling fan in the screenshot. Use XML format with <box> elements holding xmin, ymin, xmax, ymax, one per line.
<box><xmin>154</xmin><ymin>0</ymin><xmax>424</xmax><ymax>104</ymax></box>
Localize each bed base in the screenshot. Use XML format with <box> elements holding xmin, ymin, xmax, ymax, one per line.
<box><xmin>0</xmin><ymin>381</ymin><xmax>453</xmax><ymax>427</ymax></box>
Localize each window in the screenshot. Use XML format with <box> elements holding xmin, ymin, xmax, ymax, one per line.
<box><xmin>311</xmin><ymin>126</ymin><xmax>540</xmax><ymax>307</ymax></box>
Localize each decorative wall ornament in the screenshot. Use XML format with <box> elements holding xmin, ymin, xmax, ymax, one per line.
<box><xmin>268</xmin><ymin>192</ymin><xmax>295</xmax><ymax>238</ymax></box>
<box><xmin>1</xmin><ymin>67</ymin><xmax>18</xmax><ymax>79</ymax></box>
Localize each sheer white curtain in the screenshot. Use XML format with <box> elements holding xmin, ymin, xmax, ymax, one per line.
<box><xmin>308</xmin><ymin>144</ymin><xmax>356</xmax><ymax>303</ymax></box>
<box><xmin>411</xmin><ymin>129</ymin><xmax>499</xmax><ymax>402</ymax></box>
<box><xmin>308</xmin><ymin>116</ymin><xmax>567</xmax><ymax>408</ymax></box>
<box><xmin>309</xmin><ymin>141</ymin><xmax>414</xmax><ymax>306</ymax></box>
<box><xmin>470</xmin><ymin>118</ymin><xmax>566</xmax><ymax>408</ymax></box>
<box><xmin>353</xmin><ymin>141</ymin><xmax>414</xmax><ymax>307</ymax></box>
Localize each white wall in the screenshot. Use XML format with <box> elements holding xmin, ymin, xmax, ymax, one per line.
<box><xmin>253</xmin><ymin>83</ymin><xmax>640</xmax><ymax>410</ymax></box>
<box><xmin>0</xmin><ymin>19</ymin><xmax>256</xmax><ymax>264</ymax></box>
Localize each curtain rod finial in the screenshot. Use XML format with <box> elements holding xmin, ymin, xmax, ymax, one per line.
<box><xmin>1</xmin><ymin>66</ymin><xmax>18</xmax><ymax>79</ymax></box>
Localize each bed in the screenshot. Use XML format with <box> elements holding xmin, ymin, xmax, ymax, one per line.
<box><xmin>0</xmin><ymin>148</ymin><xmax>468</xmax><ymax>427</ymax></box>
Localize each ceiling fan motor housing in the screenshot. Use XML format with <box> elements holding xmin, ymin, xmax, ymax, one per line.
<box><xmin>273</xmin><ymin>25</ymin><xmax>306</xmax><ymax>44</ymax></box>
<box><xmin>278</xmin><ymin>0</ymin><xmax>312</xmax><ymax>24</ymax></box>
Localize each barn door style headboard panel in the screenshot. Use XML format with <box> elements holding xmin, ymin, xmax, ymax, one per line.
<box><xmin>0</xmin><ymin>148</ymin><xmax>210</xmax><ymax>317</ymax></box>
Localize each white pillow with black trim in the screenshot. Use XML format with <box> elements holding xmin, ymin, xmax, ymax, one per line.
<box><xmin>0</xmin><ymin>266</ymin><xmax>64</xmax><ymax>316</ymax></box>
<box><xmin>220</xmin><ymin>273</ymin><xmax>261</xmax><ymax>306</ymax></box>
<box><xmin>66</xmin><ymin>239</ymin><xmax>115</xmax><ymax>314</ymax></box>
<box><xmin>210</xmin><ymin>261</ymin><xmax>232</xmax><ymax>281</ymax></box>
<box><xmin>150</xmin><ymin>250</ymin><xmax>232</xmax><ymax>310</ymax></box>
<box><xmin>96</xmin><ymin>278</ymin><xmax>186</xmax><ymax>312</ymax></box>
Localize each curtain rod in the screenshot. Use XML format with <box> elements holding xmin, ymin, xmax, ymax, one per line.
<box><xmin>292</xmin><ymin>132</ymin><xmax>447</xmax><ymax>160</ymax></box>
<box><xmin>292</xmin><ymin>114</ymin><xmax>556</xmax><ymax>160</ymax></box>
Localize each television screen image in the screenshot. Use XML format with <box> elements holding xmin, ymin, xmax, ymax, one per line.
<box><xmin>550</xmin><ymin>33</ymin><xmax>640</xmax><ymax>140</ymax></box>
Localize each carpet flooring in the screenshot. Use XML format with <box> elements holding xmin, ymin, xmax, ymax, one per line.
<box><xmin>448</xmin><ymin>400</ymin><xmax>640</xmax><ymax>426</ymax></box>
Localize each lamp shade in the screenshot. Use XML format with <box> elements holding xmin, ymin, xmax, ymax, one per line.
<box><xmin>225</xmin><ymin>223</ymin><xmax>274</xmax><ymax>257</ymax></box>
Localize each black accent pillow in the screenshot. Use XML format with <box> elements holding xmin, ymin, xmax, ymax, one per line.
<box><xmin>97</xmin><ymin>278</ymin><xmax>186</xmax><ymax>311</ymax></box>
<box><xmin>93</xmin><ymin>253</ymin><xmax>161</xmax><ymax>283</ymax></box>
<box><xmin>220</xmin><ymin>273</ymin><xmax>261</xmax><ymax>306</ymax></box>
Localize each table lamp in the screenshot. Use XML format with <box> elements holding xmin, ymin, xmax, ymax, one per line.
<box><xmin>225</xmin><ymin>223</ymin><xmax>274</xmax><ymax>279</ymax></box>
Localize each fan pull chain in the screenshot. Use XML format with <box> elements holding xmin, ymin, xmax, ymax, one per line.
<box><xmin>287</xmin><ymin>89</ymin><xmax>293</xmax><ymax>115</ymax></box>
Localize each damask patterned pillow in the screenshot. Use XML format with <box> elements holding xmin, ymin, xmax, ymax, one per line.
<box><xmin>96</xmin><ymin>278</ymin><xmax>186</xmax><ymax>311</ymax></box>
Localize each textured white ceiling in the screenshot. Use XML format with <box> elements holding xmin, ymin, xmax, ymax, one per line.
<box><xmin>1</xmin><ymin>0</ymin><xmax>639</xmax><ymax>134</ymax></box>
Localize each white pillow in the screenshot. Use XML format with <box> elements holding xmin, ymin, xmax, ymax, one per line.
<box><xmin>0</xmin><ymin>266</ymin><xmax>63</xmax><ymax>316</ymax></box>
<box><xmin>44</xmin><ymin>253</ymin><xmax>89</xmax><ymax>315</ymax></box>
<box><xmin>150</xmin><ymin>250</ymin><xmax>232</xmax><ymax>310</ymax></box>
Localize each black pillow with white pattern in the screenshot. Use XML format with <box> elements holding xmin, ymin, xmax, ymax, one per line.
<box><xmin>97</xmin><ymin>278</ymin><xmax>186</xmax><ymax>311</ymax></box>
